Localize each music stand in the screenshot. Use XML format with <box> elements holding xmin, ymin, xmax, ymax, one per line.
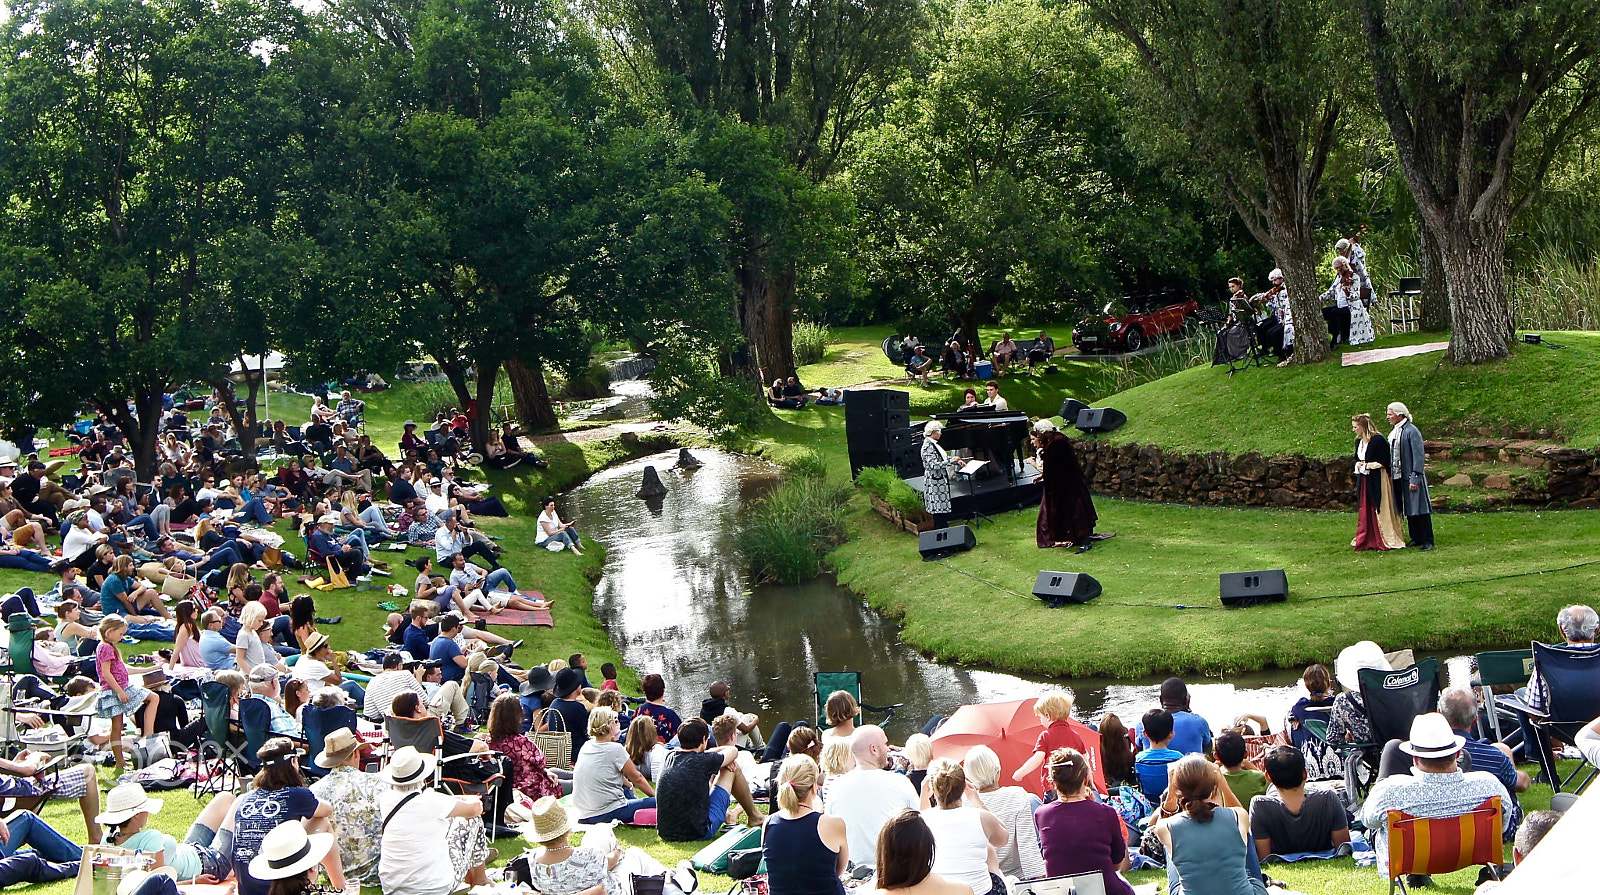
<box><xmin>954</xmin><ymin>459</ymin><xmax>997</xmax><ymax>528</ymax></box>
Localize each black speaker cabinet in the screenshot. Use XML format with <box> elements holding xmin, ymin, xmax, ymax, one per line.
<box><xmin>1075</xmin><ymin>407</ymin><xmax>1127</xmax><ymax>434</ymax></box>
<box><xmin>848</xmin><ymin>448</ymin><xmax>893</xmax><ymax>478</ymax></box>
<box><xmin>844</xmin><ymin>388</ymin><xmax>910</xmax><ymax>412</ymax></box>
<box><xmin>1059</xmin><ymin>399</ymin><xmax>1090</xmax><ymax>423</ymax></box>
<box><xmin>889</xmin><ymin>444</ymin><xmax>924</xmax><ymax>479</ymax></box>
<box><xmin>1032</xmin><ymin>571</ymin><xmax>1102</xmax><ymax>606</ymax></box>
<box><xmin>918</xmin><ymin>525</ymin><xmax>976</xmax><ymax>561</ymax></box>
<box><xmin>1220</xmin><ymin>569</ymin><xmax>1288</xmax><ymax>607</ymax></box>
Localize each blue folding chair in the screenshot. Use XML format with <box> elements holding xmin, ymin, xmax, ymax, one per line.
<box><xmin>1525</xmin><ymin>642</ymin><xmax>1600</xmax><ymax>793</ymax></box>
<box><xmin>301</xmin><ymin>703</ymin><xmax>359</xmax><ymax>779</ymax></box>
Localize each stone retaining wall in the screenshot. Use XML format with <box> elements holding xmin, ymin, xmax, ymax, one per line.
<box><xmin>1075</xmin><ymin>438</ymin><xmax>1600</xmax><ymax>510</ymax></box>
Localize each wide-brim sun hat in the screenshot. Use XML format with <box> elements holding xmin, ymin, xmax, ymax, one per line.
<box><xmin>1336</xmin><ymin>640</ymin><xmax>1392</xmax><ymax>692</ymax></box>
<box><xmin>520</xmin><ymin>666</ymin><xmax>554</xmax><ymax>696</ymax></box>
<box><xmin>247</xmin><ymin>821</ymin><xmax>335</xmax><ymax>881</ymax></box>
<box><xmin>528</xmin><ymin>795</ymin><xmax>572</xmax><ymax>843</ymax></box>
<box><xmin>553</xmin><ymin>666</ymin><xmax>582</xmax><ymax>698</ymax></box>
<box><xmin>314</xmin><ymin>727</ymin><xmax>362</xmax><ymax>769</ymax></box>
<box><xmin>316</xmin><ymin>513</ymin><xmax>341</xmax><ymax>525</ymax></box>
<box><xmin>1400</xmin><ymin>712</ymin><xmax>1467</xmax><ymax>759</ymax></box>
<box><xmin>386</xmin><ymin>745</ymin><xmax>437</xmax><ymax>786</ymax></box>
<box><xmin>303</xmin><ymin>632</ymin><xmax>330</xmax><ymax>655</ymax></box>
<box><xmin>96</xmin><ymin>782</ymin><xmax>164</xmax><ymax>825</ymax></box>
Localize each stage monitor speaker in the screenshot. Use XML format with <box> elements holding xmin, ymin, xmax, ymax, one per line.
<box><xmin>1059</xmin><ymin>399</ymin><xmax>1090</xmax><ymax>423</ymax></box>
<box><xmin>1219</xmin><ymin>569</ymin><xmax>1288</xmax><ymax>607</ymax></box>
<box><xmin>889</xmin><ymin>444</ymin><xmax>924</xmax><ymax>479</ymax></box>
<box><xmin>919</xmin><ymin>525</ymin><xmax>976</xmax><ymax>561</ymax></box>
<box><xmin>844</xmin><ymin>388</ymin><xmax>910</xmax><ymax>413</ymax></box>
<box><xmin>1032</xmin><ymin>571</ymin><xmax>1102</xmax><ymax>607</ymax></box>
<box><xmin>1075</xmin><ymin>407</ymin><xmax>1127</xmax><ymax>434</ymax></box>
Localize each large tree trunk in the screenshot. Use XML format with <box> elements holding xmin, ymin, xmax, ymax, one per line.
<box><xmin>1437</xmin><ymin>218</ymin><xmax>1512</xmax><ymax>364</ymax></box>
<box><xmin>737</xmin><ymin>240</ymin><xmax>797</xmax><ymax>384</ymax></box>
<box><xmin>468</xmin><ymin>360</ymin><xmax>500</xmax><ymax>455</ymax></box>
<box><xmin>1417</xmin><ymin>222</ymin><xmax>1449</xmax><ymax>331</ymax></box>
<box><xmin>209</xmin><ymin>360</ymin><xmax>264</xmax><ymax>458</ymax></box>
<box><xmin>1280</xmin><ymin>250</ymin><xmax>1331</xmax><ymax>365</ymax></box>
<box><xmin>103</xmin><ymin>388</ymin><xmax>165</xmax><ymax>483</ymax></box>
<box><xmin>504</xmin><ymin>356</ymin><xmax>559</xmax><ymax>431</ymax></box>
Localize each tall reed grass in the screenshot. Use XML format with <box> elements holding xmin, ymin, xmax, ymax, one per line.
<box><xmin>1083</xmin><ymin>325</ymin><xmax>1218</xmax><ymax>400</ymax></box>
<box><xmin>1511</xmin><ymin>249</ymin><xmax>1600</xmax><ymax>331</ymax></box>
<box><xmin>737</xmin><ymin>473</ymin><xmax>853</xmax><ymax>585</ymax></box>
<box><xmin>793</xmin><ymin>321</ymin><xmax>832</xmax><ymax>367</ymax></box>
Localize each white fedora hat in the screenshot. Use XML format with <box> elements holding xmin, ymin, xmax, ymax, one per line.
<box><xmin>95</xmin><ymin>782</ymin><xmax>164</xmax><ymax>826</ymax></box>
<box><xmin>385</xmin><ymin>745</ymin><xmax>436</xmax><ymax>787</ymax></box>
<box><xmin>1335</xmin><ymin>640</ymin><xmax>1391</xmax><ymax>693</ymax></box>
<box><xmin>247</xmin><ymin>821</ymin><xmax>335</xmax><ymax>882</ymax></box>
<box><xmin>1400</xmin><ymin>712</ymin><xmax>1467</xmax><ymax>759</ymax></box>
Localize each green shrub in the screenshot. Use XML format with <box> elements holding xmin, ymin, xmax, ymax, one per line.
<box><xmin>854</xmin><ymin>465</ymin><xmax>924</xmax><ymax>517</ymax></box>
<box><xmin>781</xmin><ymin>448</ymin><xmax>827</xmax><ymax>480</ymax></box>
<box><xmin>793</xmin><ymin>320</ymin><xmax>831</xmax><ymax>366</ymax></box>
<box><xmin>738</xmin><ymin>478</ymin><xmax>852</xmax><ymax>584</ymax></box>
<box><xmin>556</xmin><ymin>362</ymin><xmax>613</xmax><ymax>401</ymax></box>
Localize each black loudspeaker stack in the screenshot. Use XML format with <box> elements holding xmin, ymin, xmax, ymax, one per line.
<box><xmin>846</xmin><ymin>389</ymin><xmax>913</xmax><ymax>477</ymax></box>
<box><xmin>1219</xmin><ymin>569</ymin><xmax>1289</xmax><ymax>607</ymax></box>
<box><xmin>1074</xmin><ymin>407</ymin><xmax>1128</xmax><ymax>434</ymax></box>
<box><xmin>1032</xmin><ymin>571</ymin><xmax>1102</xmax><ymax>606</ymax></box>
<box><xmin>918</xmin><ymin>525</ymin><xmax>977</xmax><ymax>560</ymax></box>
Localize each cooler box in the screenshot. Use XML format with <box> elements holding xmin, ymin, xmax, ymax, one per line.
<box><xmin>975</xmin><ymin>360</ymin><xmax>993</xmax><ymax>379</ymax></box>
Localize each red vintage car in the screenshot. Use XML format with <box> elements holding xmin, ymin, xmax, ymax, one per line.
<box><xmin>1072</xmin><ymin>296</ymin><xmax>1201</xmax><ymax>354</ymax></box>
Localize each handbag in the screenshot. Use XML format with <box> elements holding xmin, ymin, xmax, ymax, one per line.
<box><xmin>633</xmin><ymin>863</ymin><xmax>698</xmax><ymax>895</ymax></box>
<box><xmin>325</xmin><ymin>558</ymin><xmax>350</xmax><ymax>589</ymax></box>
<box><xmin>160</xmin><ymin>573</ymin><xmax>196</xmax><ymax>599</ymax></box>
<box><xmin>532</xmin><ymin>707</ymin><xmax>572</xmax><ymax>770</ymax></box>
<box><xmin>725</xmin><ymin>848</ymin><xmax>764</xmax><ymax>881</ymax></box>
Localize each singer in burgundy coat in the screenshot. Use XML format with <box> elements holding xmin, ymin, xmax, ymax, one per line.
<box><xmin>1034</xmin><ymin>423</ymin><xmax>1097</xmax><ymax>549</ymax></box>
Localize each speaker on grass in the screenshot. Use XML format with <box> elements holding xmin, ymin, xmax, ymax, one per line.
<box><xmin>1219</xmin><ymin>569</ymin><xmax>1288</xmax><ymax>607</ymax></box>
<box><xmin>1074</xmin><ymin>407</ymin><xmax>1127</xmax><ymax>434</ymax></box>
<box><xmin>1032</xmin><ymin>571</ymin><xmax>1102</xmax><ymax>607</ymax></box>
<box><xmin>918</xmin><ymin>525</ymin><xmax>976</xmax><ymax>560</ymax></box>
<box><xmin>1059</xmin><ymin>399</ymin><xmax>1089</xmax><ymax>423</ymax></box>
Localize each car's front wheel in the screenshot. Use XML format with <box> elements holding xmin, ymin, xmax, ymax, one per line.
<box><xmin>1123</xmin><ymin>327</ymin><xmax>1146</xmax><ymax>352</ymax></box>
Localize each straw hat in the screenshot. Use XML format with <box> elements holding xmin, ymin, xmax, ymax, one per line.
<box><xmin>1400</xmin><ymin>712</ymin><xmax>1466</xmax><ymax>759</ymax></box>
<box><xmin>96</xmin><ymin>782</ymin><xmax>164</xmax><ymax>825</ymax></box>
<box><xmin>303</xmin><ymin>632</ymin><xmax>330</xmax><ymax>655</ymax></box>
<box><xmin>61</xmin><ymin>498</ymin><xmax>89</xmax><ymax>512</ymax></box>
<box><xmin>528</xmin><ymin>795</ymin><xmax>572</xmax><ymax>843</ymax></box>
<box><xmin>1335</xmin><ymin>640</ymin><xmax>1391</xmax><ymax>692</ymax></box>
<box><xmin>386</xmin><ymin>745</ymin><xmax>436</xmax><ymax>786</ymax></box>
<box><xmin>247</xmin><ymin>821</ymin><xmax>335</xmax><ymax>882</ymax></box>
<box><xmin>314</xmin><ymin>727</ymin><xmax>361</xmax><ymax>769</ymax></box>
<box><xmin>139</xmin><ymin>668</ymin><xmax>169</xmax><ymax>690</ymax></box>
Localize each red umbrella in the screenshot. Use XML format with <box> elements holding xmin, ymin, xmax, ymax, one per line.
<box><xmin>929</xmin><ymin>697</ymin><xmax>1107</xmax><ymax>798</ymax></box>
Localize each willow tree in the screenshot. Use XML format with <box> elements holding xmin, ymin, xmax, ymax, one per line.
<box><xmin>614</xmin><ymin>0</ymin><xmax>921</xmax><ymax>382</ymax></box>
<box><xmin>1360</xmin><ymin>0</ymin><xmax>1600</xmax><ymax>363</ymax></box>
<box><xmin>1087</xmin><ymin>0</ymin><xmax>1362</xmax><ymax>365</ymax></box>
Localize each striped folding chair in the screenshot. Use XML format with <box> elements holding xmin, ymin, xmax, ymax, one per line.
<box><xmin>1384</xmin><ymin>796</ymin><xmax>1504</xmax><ymax>895</ymax></box>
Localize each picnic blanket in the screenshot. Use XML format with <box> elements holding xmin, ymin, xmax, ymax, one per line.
<box><xmin>486</xmin><ymin>592</ymin><xmax>553</xmax><ymax>627</ymax></box>
<box><xmin>1341</xmin><ymin>340</ymin><xmax>1448</xmax><ymax>366</ymax></box>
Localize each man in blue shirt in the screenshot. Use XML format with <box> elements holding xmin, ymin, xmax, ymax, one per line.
<box><xmin>429</xmin><ymin>615</ymin><xmax>467</xmax><ymax>686</ymax></box>
<box><xmin>402</xmin><ymin>605</ymin><xmax>432</xmax><ymax>661</ymax></box>
<box><xmin>432</xmin><ymin>511</ymin><xmax>501</xmax><ymax>570</ymax></box>
<box><xmin>1135</xmin><ymin>677</ymin><xmax>1213</xmax><ymax>755</ymax></box>
<box><xmin>1440</xmin><ymin>688</ymin><xmax>1527</xmax><ymax>834</ymax></box>
<box><xmin>309</xmin><ymin>514</ymin><xmax>369</xmax><ymax>576</ymax></box>
<box><xmin>1133</xmin><ymin>709</ymin><xmax>1185</xmax><ymax>800</ymax></box>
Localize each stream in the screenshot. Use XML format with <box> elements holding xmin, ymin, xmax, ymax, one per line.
<box><xmin>564</xmin><ymin>447</ymin><xmax>1473</xmax><ymax>736</ymax></box>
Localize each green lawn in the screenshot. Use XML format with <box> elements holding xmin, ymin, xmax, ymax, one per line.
<box><xmin>1103</xmin><ymin>331</ymin><xmax>1600</xmax><ymax>457</ymax></box>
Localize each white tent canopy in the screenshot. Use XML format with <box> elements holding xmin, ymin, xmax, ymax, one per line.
<box><xmin>228</xmin><ymin>351</ymin><xmax>287</xmax><ymax>374</ymax></box>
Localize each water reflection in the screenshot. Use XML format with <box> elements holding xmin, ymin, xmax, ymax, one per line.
<box><xmin>569</xmin><ymin>449</ymin><xmax>1472</xmax><ymax>736</ymax></box>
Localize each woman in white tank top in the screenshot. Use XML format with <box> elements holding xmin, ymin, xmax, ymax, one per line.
<box><xmin>920</xmin><ymin>762</ymin><xmax>1009</xmax><ymax>895</ymax></box>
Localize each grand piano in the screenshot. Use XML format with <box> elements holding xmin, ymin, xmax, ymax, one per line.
<box><xmin>928</xmin><ymin>408</ymin><xmax>1030</xmax><ymax>484</ymax></box>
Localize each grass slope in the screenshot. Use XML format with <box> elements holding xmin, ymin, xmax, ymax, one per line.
<box><xmin>1104</xmin><ymin>331</ymin><xmax>1600</xmax><ymax>457</ymax></box>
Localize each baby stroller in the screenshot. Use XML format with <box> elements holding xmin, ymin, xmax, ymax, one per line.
<box><xmin>1212</xmin><ymin>298</ymin><xmax>1272</xmax><ymax>375</ymax></box>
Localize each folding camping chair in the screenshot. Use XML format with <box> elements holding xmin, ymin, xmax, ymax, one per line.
<box><xmin>193</xmin><ymin>680</ymin><xmax>248</xmax><ymax>794</ymax></box>
<box><xmin>300</xmin><ymin>703</ymin><xmax>359</xmax><ymax>780</ymax></box>
<box><xmin>1383</xmin><ymin>796</ymin><xmax>1503</xmax><ymax>895</ymax></box>
<box><xmin>1338</xmin><ymin>659</ymin><xmax>1442</xmax><ymax>799</ymax></box>
<box><xmin>1473</xmin><ymin>649</ymin><xmax>1533</xmax><ymax>745</ymax></box>
<box><xmin>813</xmin><ymin>672</ymin><xmax>903</xmax><ymax>731</ymax></box>
<box><xmin>1523</xmin><ymin>642</ymin><xmax>1600</xmax><ymax>794</ymax></box>
<box><xmin>385</xmin><ymin>716</ymin><xmax>507</xmax><ymax>831</ymax></box>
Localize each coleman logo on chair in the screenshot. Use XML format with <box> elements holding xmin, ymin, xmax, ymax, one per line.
<box><xmin>1383</xmin><ymin>667</ymin><xmax>1420</xmax><ymax>689</ymax></box>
